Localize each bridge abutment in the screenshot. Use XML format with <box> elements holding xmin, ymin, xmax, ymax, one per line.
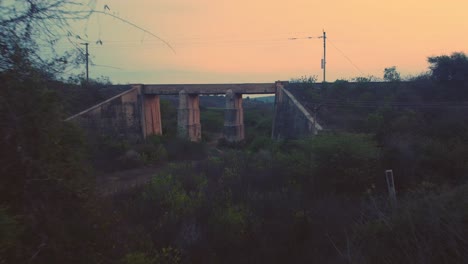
<box><xmin>177</xmin><ymin>90</ymin><xmax>201</xmax><ymax>141</ymax></box>
<box><xmin>272</xmin><ymin>81</ymin><xmax>322</xmax><ymax>139</ymax></box>
<box><xmin>224</xmin><ymin>89</ymin><xmax>244</xmax><ymax>142</ymax></box>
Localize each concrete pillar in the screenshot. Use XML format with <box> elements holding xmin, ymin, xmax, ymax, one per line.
<box><xmin>177</xmin><ymin>90</ymin><xmax>201</xmax><ymax>141</ymax></box>
<box><xmin>142</xmin><ymin>94</ymin><xmax>162</xmax><ymax>137</ymax></box>
<box><xmin>132</xmin><ymin>84</ymin><xmax>148</xmax><ymax>140</ymax></box>
<box><xmin>224</xmin><ymin>89</ymin><xmax>244</xmax><ymax>142</ymax></box>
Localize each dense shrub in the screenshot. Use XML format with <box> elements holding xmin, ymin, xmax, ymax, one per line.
<box><xmin>351</xmin><ymin>184</ymin><xmax>468</xmax><ymax>264</ymax></box>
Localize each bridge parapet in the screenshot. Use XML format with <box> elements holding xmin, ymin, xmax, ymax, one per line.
<box><xmin>143</xmin><ymin>83</ymin><xmax>276</xmax><ymax>95</ymax></box>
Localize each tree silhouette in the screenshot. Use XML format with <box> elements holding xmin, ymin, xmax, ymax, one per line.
<box><xmin>0</xmin><ymin>0</ymin><xmax>96</xmax><ymax>72</ymax></box>
<box><xmin>383</xmin><ymin>66</ymin><xmax>401</xmax><ymax>82</ymax></box>
<box><xmin>428</xmin><ymin>52</ymin><xmax>468</xmax><ymax>82</ymax></box>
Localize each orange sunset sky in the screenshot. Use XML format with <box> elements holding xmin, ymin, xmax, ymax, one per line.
<box><xmin>66</xmin><ymin>0</ymin><xmax>468</xmax><ymax>84</ymax></box>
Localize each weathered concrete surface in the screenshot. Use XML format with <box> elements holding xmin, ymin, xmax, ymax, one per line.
<box><xmin>142</xmin><ymin>94</ymin><xmax>162</xmax><ymax>137</ymax></box>
<box><xmin>177</xmin><ymin>90</ymin><xmax>201</xmax><ymax>141</ymax></box>
<box><xmin>66</xmin><ymin>81</ymin><xmax>322</xmax><ymax>142</ymax></box>
<box><xmin>143</xmin><ymin>83</ymin><xmax>276</xmax><ymax>95</ymax></box>
<box><xmin>66</xmin><ymin>86</ymin><xmax>143</xmax><ymax>141</ymax></box>
<box><xmin>272</xmin><ymin>82</ymin><xmax>323</xmax><ymax>139</ymax></box>
<box><xmin>224</xmin><ymin>89</ymin><xmax>244</xmax><ymax>142</ymax></box>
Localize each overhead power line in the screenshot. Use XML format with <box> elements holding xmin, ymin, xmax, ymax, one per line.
<box><xmin>91</xmin><ymin>63</ymin><xmax>123</xmax><ymax>70</ymax></box>
<box><xmin>289</xmin><ymin>31</ymin><xmax>327</xmax><ymax>82</ymax></box>
<box><xmin>327</xmin><ymin>38</ymin><xmax>364</xmax><ymax>75</ymax></box>
<box><xmin>288</xmin><ymin>36</ymin><xmax>320</xmax><ymax>40</ymax></box>
<box><xmin>39</xmin><ymin>36</ymin><xmax>294</xmax><ymax>49</ymax></box>
<box><xmin>74</xmin><ymin>10</ymin><xmax>176</xmax><ymax>54</ymax></box>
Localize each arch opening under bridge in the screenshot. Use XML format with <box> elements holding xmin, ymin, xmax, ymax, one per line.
<box><xmin>136</xmin><ymin>82</ymin><xmax>278</xmax><ymax>142</ymax></box>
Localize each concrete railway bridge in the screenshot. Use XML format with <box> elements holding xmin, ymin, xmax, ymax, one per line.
<box><xmin>66</xmin><ymin>81</ymin><xmax>323</xmax><ymax>141</ymax></box>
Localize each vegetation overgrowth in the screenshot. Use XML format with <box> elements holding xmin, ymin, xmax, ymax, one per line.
<box><xmin>1</xmin><ymin>2</ymin><xmax>467</xmax><ymax>262</ymax></box>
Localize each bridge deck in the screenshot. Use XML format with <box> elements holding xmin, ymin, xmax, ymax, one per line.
<box><xmin>142</xmin><ymin>83</ymin><xmax>277</xmax><ymax>95</ymax></box>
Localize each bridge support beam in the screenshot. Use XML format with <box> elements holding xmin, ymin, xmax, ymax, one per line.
<box><xmin>142</xmin><ymin>94</ymin><xmax>162</xmax><ymax>138</ymax></box>
<box><xmin>224</xmin><ymin>89</ymin><xmax>244</xmax><ymax>142</ymax></box>
<box><xmin>177</xmin><ymin>90</ymin><xmax>201</xmax><ymax>141</ymax></box>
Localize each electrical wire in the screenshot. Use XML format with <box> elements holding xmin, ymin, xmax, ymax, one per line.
<box><xmin>288</xmin><ymin>36</ymin><xmax>321</xmax><ymax>40</ymax></box>
<box><xmin>44</xmin><ymin>38</ymin><xmax>292</xmax><ymax>49</ymax></box>
<box><xmin>37</xmin><ymin>33</ymin><xmax>321</xmax><ymax>49</ymax></box>
<box><xmin>91</xmin><ymin>63</ymin><xmax>123</xmax><ymax>70</ymax></box>
<box><xmin>327</xmin><ymin>38</ymin><xmax>364</xmax><ymax>75</ymax></box>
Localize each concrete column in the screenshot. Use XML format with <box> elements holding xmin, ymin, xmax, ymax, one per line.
<box><xmin>224</xmin><ymin>89</ymin><xmax>244</xmax><ymax>142</ymax></box>
<box><xmin>177</xmin><ymin>90</ymin><xmax>201</xmax><ymax>141</ymax></box>
<box><xmin>132</xmin><ymin>84</ymin><xmax>148</xmax><ymax>140</ymax></box>
<box><xmin>142</xmin><ymin>94</ymin><xmax>162</xmax><ymax>137</ymax></box>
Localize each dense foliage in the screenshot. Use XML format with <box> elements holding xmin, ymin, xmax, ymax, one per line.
<box><xmin>2</xmin><ymin>52</ymin><xmax>468</xmax><ymax>263</ymax></box>
<box><xmin>111</xmin><ymin>134</ymin><xmax>466</xmax><ymax>263</ymax></box>
<box><xmin>1</xmin><ymin>3</ymin><xmax>467</xmax><ymax>260</ymax></box>
<box><xmin>0</xmin><ymin>65</ymin><xmax>119</xmax><ymax>263</ymax></box>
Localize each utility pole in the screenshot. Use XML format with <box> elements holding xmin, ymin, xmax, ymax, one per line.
<box><xmin>288</xmin><ymin>31</ymin><xmax>327</xmax><ymax>82</ymax></box>
<box><xmin>81</xmin><ymin>42</ymin><xmax>89</xmax><ymax>83</ymax></box>
<box><xmin>319</xmin><ymin>31</ymin><xmax>326</xmax><ymax>83</ymax></box>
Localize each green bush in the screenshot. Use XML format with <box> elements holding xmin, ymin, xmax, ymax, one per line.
<box><xmin>308</xmin><ymin>133</ymin><xmax>380</xmax><ymax>194</ymax></box>
<box><xmin>122</xmin><ymin>252</ymin><xmax>154</xmax><ymax>264</ymax></box>
<box><xmin>0</xmin><ymin>208</ymin><xmax>22</xmax><ymax>262</ymax></box>
<box><xmin>137</xmin><ymin>136</ymin><xmax>168</xmax><ymax>165</ymax></box>
<box><xmin>248</xmin><ymin>136</ymin><xmax>275</xmax><ymax>152</ymax></box>
<box><xmin>351</xmin><ymin>184</ymin><xmax>468</xmax><ymax>264</ymax></box>
<box><xmin>270</xmin><ymin>134</ymin><xmax>380</xmax><ymax>195</ymax></box>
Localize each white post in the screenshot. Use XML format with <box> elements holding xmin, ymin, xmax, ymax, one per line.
<box><xmin>385</xmin><ymin>169</ymin><xmax>397</xmax><ymax>206</ymax></box>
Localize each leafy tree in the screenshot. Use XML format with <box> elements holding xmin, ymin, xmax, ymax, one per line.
<box><xmin>428</xmin><ymin>52</ymin><xmax>468</xmax><ymax>82</ymax></box>
<box><xmin>0</xmin><ymin>2</ymin><xmax>126</xmax><ymax>263</ymax></box>
<box><xmin>1</xmin><ymin>66</ymin><xmax>112</xmax><ymax>263</ymax></box>
<box><xmin>383</xmin><ymin>66</ymin><xmax>401</xmax><ymax>82</ymax></box>
<box><xmin>0</xmin><ymin>0</ymin><xmax>95</xmax><ymax>72</ymax></box>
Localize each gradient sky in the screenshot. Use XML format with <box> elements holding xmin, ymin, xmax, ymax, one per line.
<box><xmin>65</xmin><ymin>0</ymin><xmax>468</xmax><ymax>84</ymax></box>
